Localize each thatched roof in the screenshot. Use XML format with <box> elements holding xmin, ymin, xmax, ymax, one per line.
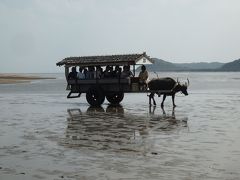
<box><xmin>56</xmin><ymin>52</ymin><xmax>153</xmax><ymax>67</ymax></box>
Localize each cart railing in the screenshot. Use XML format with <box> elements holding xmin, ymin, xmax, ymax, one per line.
<box><xmin>68</xmin><ymin>78</ymin><xmax>130</xmax><ymax>85</ymax></box>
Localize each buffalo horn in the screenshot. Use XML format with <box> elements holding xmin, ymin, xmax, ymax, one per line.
<box><xmin>187</xmin><ymin>78</ymin><xmax>190</xmax><ymax>87</ymax></box>
<box><xmin>154</xmin><ymin>72</ymin><xmax>159</xmax><ymax>78</ymax></box>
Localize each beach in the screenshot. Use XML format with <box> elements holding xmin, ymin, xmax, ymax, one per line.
<box><xmin>0</xmin><ymin>74</ymin><xmax>55</xmax><ymax>84</ymax></box>
<box><xmin>0</xmin><ymin>72</ymin><xmax>240</xmax><ymax>180</ymax></box>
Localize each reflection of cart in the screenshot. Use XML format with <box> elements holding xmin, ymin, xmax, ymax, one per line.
<box><xmin>56</xmin><ymin>52</ymin><xmax>158</xmax><ymax>106</ymax></box>
<box><xmin>62</xmin><ymin>106</ymin><xmax>186</xmax><ymax>151</ymax></box>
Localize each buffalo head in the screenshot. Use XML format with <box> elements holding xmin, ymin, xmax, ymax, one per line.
<box><xmin>173</xmin><ymin>78</ymin><xmax>189</xmax><ymax>95</ymax></box>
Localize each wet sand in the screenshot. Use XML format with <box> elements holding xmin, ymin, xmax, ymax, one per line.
<box><xmin>0</xmin><ymin>72</ymin><xmax>240</xmax><ymax>180</ymax></box>
<box><xmin>0</xmin><ymin>74</ymin><xmax>55</xmax><ymax>84</ymax></box>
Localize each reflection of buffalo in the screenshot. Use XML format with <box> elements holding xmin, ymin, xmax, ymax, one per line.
<box><xmin>148</xmin><ymin>78</ymin><xmax>189</xmax><ymax>107</ymax></box>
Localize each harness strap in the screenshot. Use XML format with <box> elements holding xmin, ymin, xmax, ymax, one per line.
<box><xmin>171</xmin><ymin>82</ymin><xmax>178</xmax><ymax>93</ymax></box>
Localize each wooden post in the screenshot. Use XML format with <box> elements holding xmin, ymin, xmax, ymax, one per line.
<box><xmin>65</xmin><ymin>66</ymin><xmax>71</xmax><ymax>90</ymax></box>
<box><xmin>65</xmin><ymin>66</ymin><xmax>69</xmax><ymax>81</ymax></box>
<box><xmin>133</xmin><ymin>64</ymin><xmax>135</xmax><ymax>77</ymax></box>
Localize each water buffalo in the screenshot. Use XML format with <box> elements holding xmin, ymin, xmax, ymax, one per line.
<box><xmin>148</xmin><ymin>77</ymin><xmax>189</xmax><ymax>107</ymax></box>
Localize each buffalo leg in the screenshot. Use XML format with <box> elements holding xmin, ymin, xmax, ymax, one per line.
<box><xmin>172</xmin><ymin>94</ymin><xmax>176</xmax><ymax>107</ymax></box>
<box><xmin>149</xmin><ymin>93</ymin><xmax>156</xmax><ymax>106</ymax></box>
<box><xmin>149</xmin><ymin>93</ymin><xmax>152</xmax><ymax>105</ymax></box>
<box><xmin>161</xmin><ymin>94</ymin><xmax>166</xmax><ymax>108</ymax></box>
<box><xmin>152</xmin><ymin>94</ymin><xmax>156</xmax><ymax>106</ymax></box>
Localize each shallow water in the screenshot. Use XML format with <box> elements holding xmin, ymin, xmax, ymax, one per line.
<box><xmin>0</xmin><ymin>72</ymin><xmax>240</xmax><ymax>180</ymax></box>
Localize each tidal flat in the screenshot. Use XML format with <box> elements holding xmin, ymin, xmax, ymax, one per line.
<box><xmin>0</xmin><ymin>72</ymin><xmax>240</xmax><ymax>180</ymax></box>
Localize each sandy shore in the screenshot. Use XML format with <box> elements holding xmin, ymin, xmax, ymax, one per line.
<box><xmin>0</xmin><ymin>74</ymin><xmax>55</xmax><ymax>84</ymax></box>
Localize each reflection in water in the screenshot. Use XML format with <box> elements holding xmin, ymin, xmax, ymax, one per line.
<box><xmin>61</xmin><ymin>105</ymin><xmax>188</xmax><ymax>153</ymax></box>
<box><xmin>148</xmin><ymin>106</ymin><xmax>188</xmax><ymax>132</ymax></box>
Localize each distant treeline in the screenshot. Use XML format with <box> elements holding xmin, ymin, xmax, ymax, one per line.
<box><xmin>139</xmin><ymin>58</ymin><xmax>240</xmax><ymax>72</ymax></box>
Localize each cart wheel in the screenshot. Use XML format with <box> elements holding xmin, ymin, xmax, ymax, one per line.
<box><xmin>106</xmin><ymin>92</ymin><xmax>124</xmax><ymax>105</ymax></box>
<box><xmin>86</xmin><ymin>86</ymin><xmax>105</xmax><ymax>106</ymax></box>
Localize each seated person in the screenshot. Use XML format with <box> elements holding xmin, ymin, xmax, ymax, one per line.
<box><xmin>77</xmin><ymin>67</ymin><xmax>85</xmax><ymax>79</ymax></box>
<box><xmin>138</xmin><ymin>65</ymin><xmax>148</xmax><ymax>90</ymax></box>
<box><xmin>83</xmin><ymin>68</ymin><xmax>88</xmax><ymax>78</ymax></box>
<box><xmin>96</xmin><ymin>66</ymin><xmax>103</xmax><ymax>79</ymax></box>
<box><xmin>85</xmin><ymin>66</ymin><xmax>95</xmax><ymax>79</ymax></box>
<box><xmin>113</xmin><ymin>65</ymin><xmax>122</xmax><ymax>78</ymax></box>
<box><xmin>68</xmin><ymin>67</ymin><xmax>77</xmax><ymax>80</ymax></box>
<box><xmin>121</xmin><ymin>65</ymin><xmax>133</xmax><ymax>78</ymax></box>
<box><xmin>103</xmin><ymin>65</ymin><xmax>113</xmax><ymax>78</ymax></box>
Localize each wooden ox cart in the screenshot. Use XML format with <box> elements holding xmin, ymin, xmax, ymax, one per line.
<box><xmin>56</xmin><ymin>52</ymin><xmax>171</xmax><ymax>106</ymax></box>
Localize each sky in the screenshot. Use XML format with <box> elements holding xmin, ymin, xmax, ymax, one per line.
<box><xmin>0</xmin><ymin>0</ymin><xmax>240</xmax><ymax>73</ymax></box>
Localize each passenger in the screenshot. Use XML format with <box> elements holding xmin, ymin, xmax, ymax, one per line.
<box><xmin>96</xmin><ymin>66</ymin><xmax>102</xmax><ymax>79</ymax></box>
<box><xmin>86</xmin><ymin>66</ymin><xmax>95</xmax><ymax>79</ymax></box>
<box><xmin>109</xmin><ymin>66</ymin><xmax>113</xmax><ymax>77</ymax></box>
<box><xmin>103</xmin><ymin>66</ymin><xmax>109</xmax><ymax>78</ymax></box>
<box><xmin>113</xmin><ymin>65</ymin><xmax>121</xmax><ymax>78</ymax></box>
<box><xmin>121</xmin><ymin>65</ymin><xmax>133</xmax><ymax>78</ymax></box>
<box><xmin>138</xmin><ymin>65</ymin><xmax>148</xmax><ymax>90</ymax></box>
<box><xmin>77</xmin><ymin>67</ymin><xmax>85</xmax><ymax>79</ymax></box>
<box><xmin>83</xmin><ymin>68</ymin><xmax>88</xmax><ymax>78</ymax></box>
<box><xmin>85</xmin><ymin>67</ymin><xmax>90</xmax><ymax>79</ymax></box>
<box><xmin>100</xmin><ymin>67</ymin><xmax>104</xmax><ymax>78</ymax></box>
<box><xmin>118</xmin><ymin>67</ymin><xmax>122</xmax><ymax>77</ymax></box>
<box><xmin>103</xmin><ymin>65</ymin><xmax>113</xmax><ymax>78</ymax></box>
<box><xmin>68</xmin><ymin>67</ymin><xmax>77</xmax><ymax>80</ymax></box>
<box><xmin>89</xmin><ymin>66</ymin><xmax>96</xmax><ymax>79</ymax></box>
